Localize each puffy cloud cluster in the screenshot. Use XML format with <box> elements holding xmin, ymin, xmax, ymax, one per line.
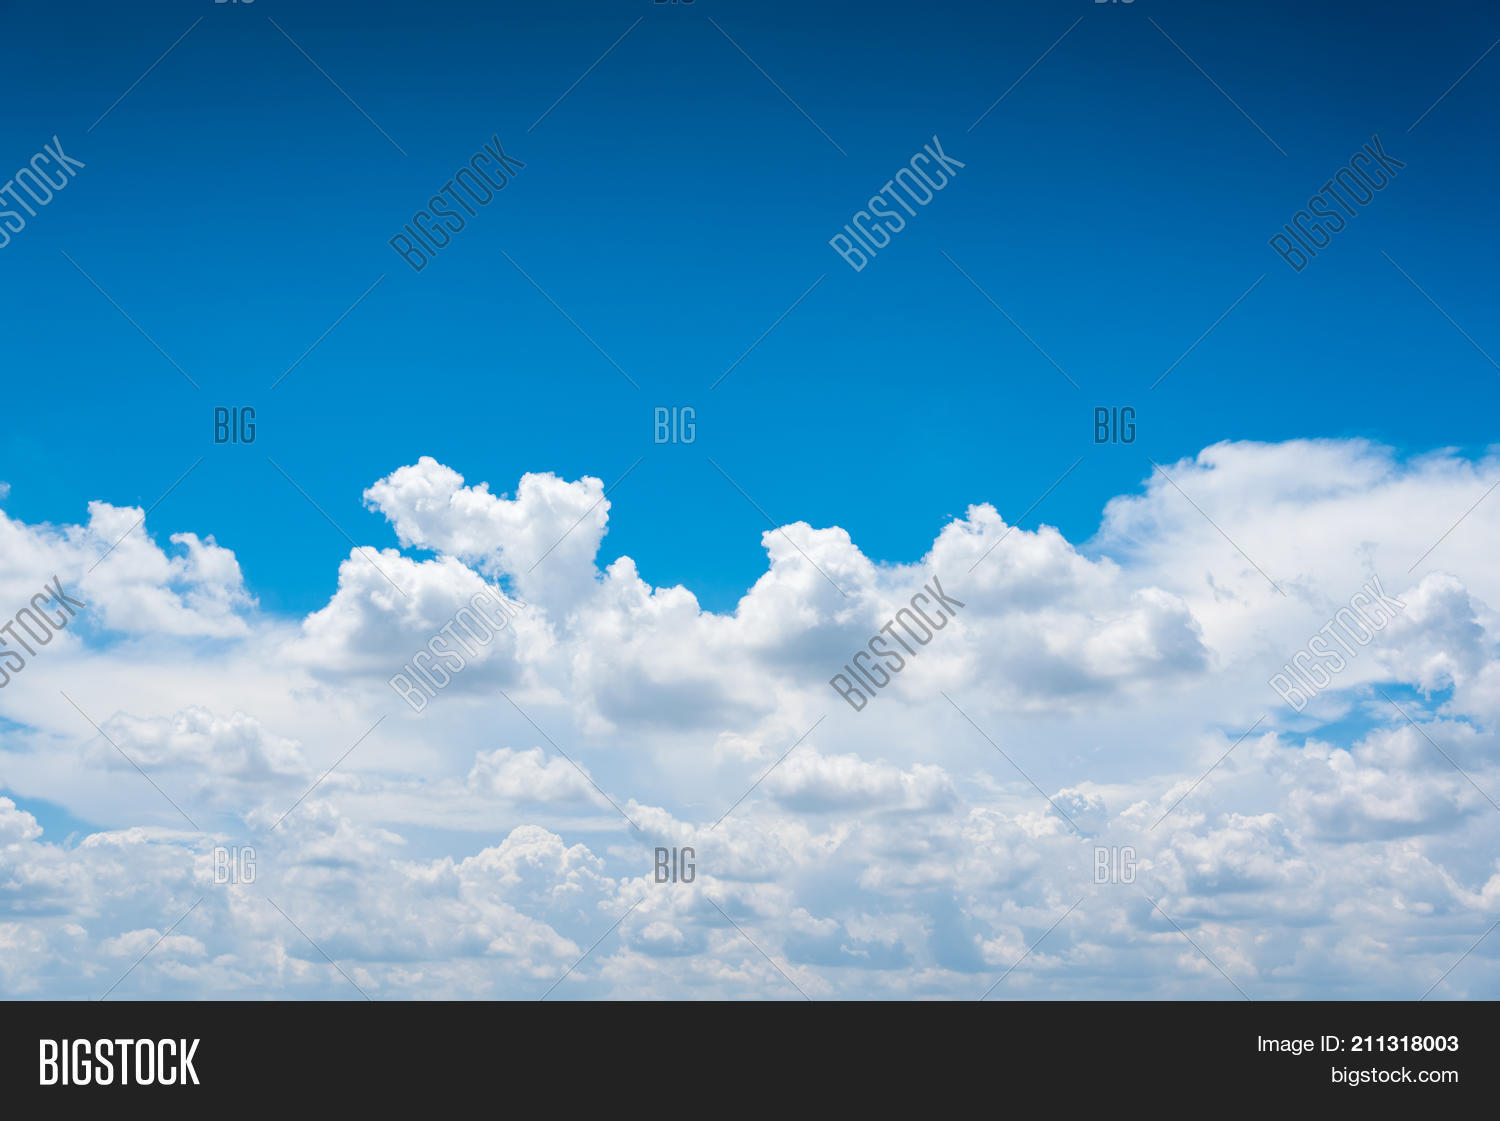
<box><xmin>0</xmin><ymin>439</ymin><xmax>1498</xmax><ymax>998</ymax></box>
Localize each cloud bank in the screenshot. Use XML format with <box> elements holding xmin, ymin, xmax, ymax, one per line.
<box><xmin>1</xmin><ymin>438</ymin><xmax>1498</xmax><ymax>999</ymax></box>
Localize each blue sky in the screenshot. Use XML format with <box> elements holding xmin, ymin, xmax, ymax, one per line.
<box><xmin>3</xmin><ymin>0</ymin><xmax>1498</xmax><ymax>615</ymax></box>
<box><xmin>3</xmin><ymin>0</ymin><xmax>1500</xmax><ymax>1000</ymax></box>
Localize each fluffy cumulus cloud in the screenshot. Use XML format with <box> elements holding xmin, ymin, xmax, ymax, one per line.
<box><xmin>1</xmin><ymin>438</ymin><xmax>1499</xmax><ymax>998</ymax></box>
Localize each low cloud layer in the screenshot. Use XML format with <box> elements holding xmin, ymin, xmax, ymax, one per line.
<box><xmin>1</xmin><ymin>438</ymin><xmax>1497</xmax><ymax>998</ymax></box>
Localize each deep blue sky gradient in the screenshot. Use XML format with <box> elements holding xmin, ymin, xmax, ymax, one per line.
<box><xmin>2</xmin><ymin>0</ymin><xmax>1498</xmax><ymax>614</ymax></box>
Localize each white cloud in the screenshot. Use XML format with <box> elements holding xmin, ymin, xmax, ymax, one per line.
<box><xmin>1</xmin><ymin>439</ymin><xmax>1498</xmax><ymax>998</ymax></box>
